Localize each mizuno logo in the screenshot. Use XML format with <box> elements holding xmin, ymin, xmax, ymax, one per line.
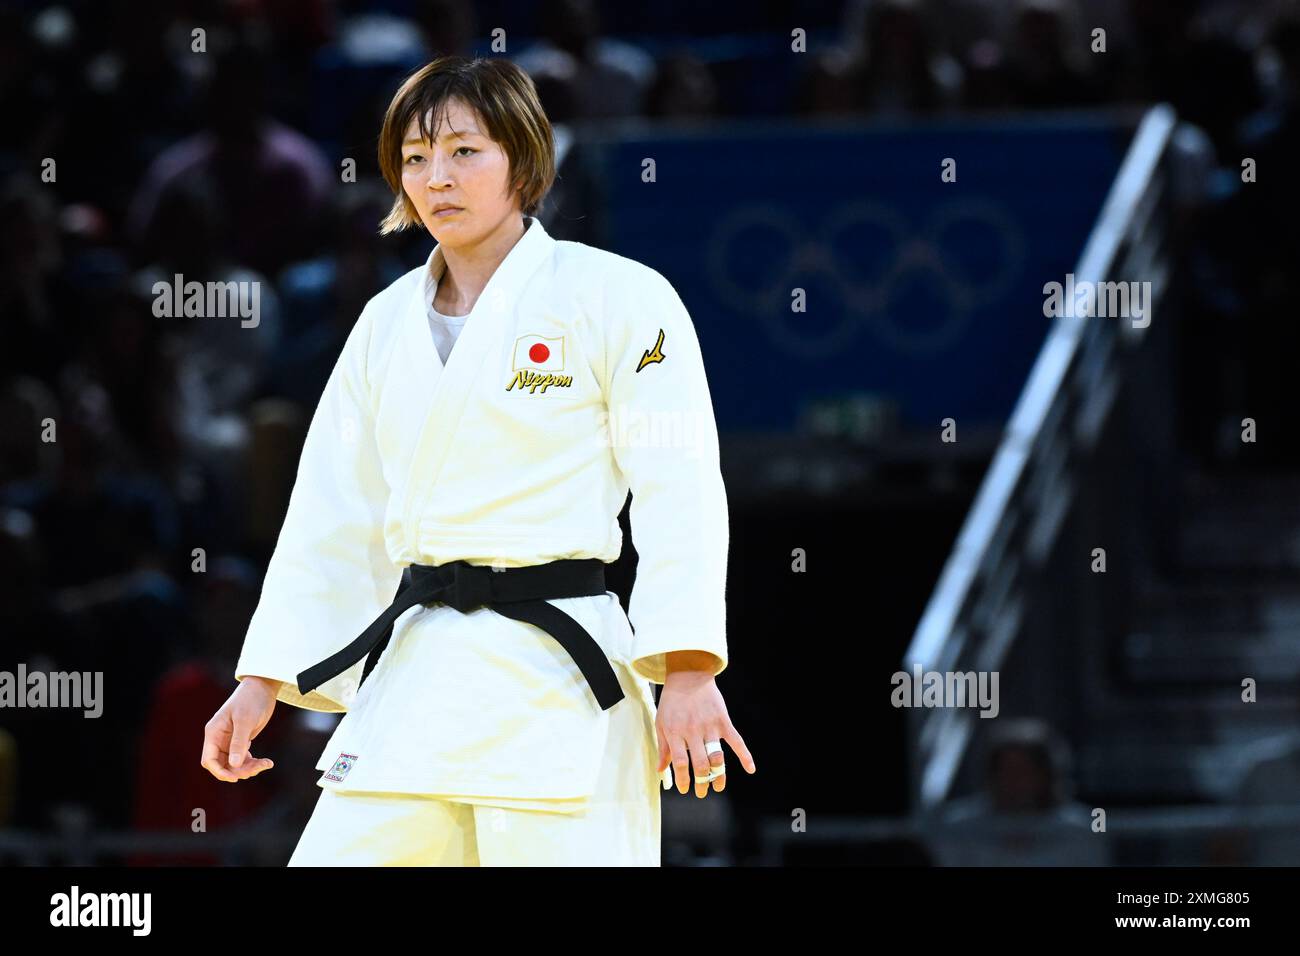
<box><xmin>636</xmin><ymin>329</ymin><xmax>666</xmax><ymax>372</ymax></box>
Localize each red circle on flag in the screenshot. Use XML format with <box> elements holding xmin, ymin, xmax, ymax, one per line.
<box><xmin>529</xmin><ymin>343</ymin><xmax>550</xmax><ymax>364</ymax></box>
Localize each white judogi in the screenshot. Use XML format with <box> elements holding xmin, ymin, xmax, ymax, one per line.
<box><xmin>234</xmin><ymin>215</ymin><xmax>728</xmax><ymax>812</ymax></box>
<box><xmin>285</xmin><ymin>654</ymin><xmax>662</xmax><ymax>865</ymax></box>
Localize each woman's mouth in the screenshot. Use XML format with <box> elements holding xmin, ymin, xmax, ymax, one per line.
<box><xmin>433</xmin><ymin>207</ymin><xmax>463</xmax><ymax>218</ymax></box>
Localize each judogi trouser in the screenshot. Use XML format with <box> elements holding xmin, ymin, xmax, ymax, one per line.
<box><xmin>287</xmin><ymin>655</ymin><xmax>662</xmax><ymax>866</ymax></box>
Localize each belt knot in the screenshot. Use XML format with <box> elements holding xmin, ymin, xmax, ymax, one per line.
<box><xmin>445</xmin><ymin>561</ymin><xmax>492</xmax><ymax>613</ymax></box>
<box><xmin>407</xmin><ymin>561</ymin><xmax>494</xmax><ymax>614</ymax></box>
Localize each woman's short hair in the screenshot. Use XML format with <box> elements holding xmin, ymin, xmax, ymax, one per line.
<box><xmin>377</xmin><ymin>56</ymin><xmax>556</xmax><ymax>234</ymax></box>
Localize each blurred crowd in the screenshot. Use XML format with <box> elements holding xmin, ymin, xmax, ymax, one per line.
<box><xmin>0</xmin><ymin>0</ymin><xmax>1297</xmax><ymax>859</ymax></box>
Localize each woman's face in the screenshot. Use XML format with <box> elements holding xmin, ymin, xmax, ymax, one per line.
<box><xmin>400</xmin><ymin>98</ymin><xmax>521</xmax><ymax>247</ymax></box>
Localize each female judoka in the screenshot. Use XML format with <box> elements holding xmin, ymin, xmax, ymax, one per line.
<box><xmin>201</xmin><ymin>55</ymin><xmax>754</xmax><ymax>866</ymax></box>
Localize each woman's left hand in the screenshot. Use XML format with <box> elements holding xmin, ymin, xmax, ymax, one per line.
<box><xmin>655</xmin><ymin>662</ymin><xmax>756</xmax><ymax>798</ymax></box>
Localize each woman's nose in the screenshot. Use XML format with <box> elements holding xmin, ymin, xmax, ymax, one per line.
<box><xmin>426</xmin><ymin>157</ymin><xmax>452</xmax><ymax>188</ymax></box>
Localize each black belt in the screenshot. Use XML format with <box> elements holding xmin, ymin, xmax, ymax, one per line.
<box><xmin>295</xmin><ymin>559</ymin><xmax>625</xmax><ymax>711</ymax></box>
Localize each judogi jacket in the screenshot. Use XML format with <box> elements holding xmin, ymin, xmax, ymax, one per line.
<box><xmin>233</xmin><ymin>216</ymin><xmax>729</xmax><ymax>801</ymax></box>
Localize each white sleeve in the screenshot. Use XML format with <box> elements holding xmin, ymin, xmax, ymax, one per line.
<box><xmin>234</xmin><ymin>303</ymin><xmax>403</xmax><ymax>712</ymax></box>
<box><xmin>601</xmin><ymin>268</ymin><xmax>729</xmax><ymax>685</ymax></box>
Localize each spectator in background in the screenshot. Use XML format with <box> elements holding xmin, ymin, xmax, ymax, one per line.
<box><xmin>0</xmin><ymin>507</ymin><xmax>52</xmax><ymax>671</ymax></box>
<box><xmin>270</xmin><ymin>179</ymin><xmax>408</xmax><ymax>407</ymax></box>
<box><xmin>0</xmin><ymin>179</ymin><xmax>70</xmax><ymax>389</ymax></box>
<box><xmin>1117</xmin><ymin>0</ymin><xmax>1262</xmax><ymax>156</ymax></box>
<box><xmin>0</xmin><ymin>377</ymin><xmax>58</xmax><ymax>488</ymax></box>
<box><xmin>311</xmin><ymin>0</ymin><xmax>477</xmax><ymax>175</ymax></box>
<box><xmin>127</xmin><ymin>33</ymin><xmax>334</xmax><ymax>277</ymax></box>
<box><xmin>923</xmin><ymin>718</ymin><xmax>1109</xmax><ymax>865</ymax></box>
<box><xmin>514</xmin><ymin>0</ymin><xmax>657</xmax><ymax>121</ymax></box>
<box><xmin>0</xmin><ymin>508</ymin><xmax>61</xmax><ymax>833</ymax></box>
<box><xmin>958</xmin><ymin>35</ymin><xmax>1015</xmax><ymax>111</ymax></box>
<box><xmin>130</xmin><ymin>557</ymin><xmax>287</xmax><ymax>865</ymax></box>
<box><xmin>0</xmin><ymin>453</ymin><xmax>189</xmax><ymax>832</ymax></box>
<box><xmin>645</xmin><ymin>53</ymin><xmax>720</xmax><ymax>119</ymax></box>
<box><xmin>60</xmin><ymin>277</ymin><xmax>185</xmax><ymax>478</ymax></box>
<box><xmin>1229</xmin><ymin>12</ymin><xmax>1300</xmax><ymax>463</ymax></box>
<box><xmin>798</xmin><ymin>0</ymin><xmax>963</xmax><ymax>117</ymax></box>
<box><xmin>314</xmin><ymin>3</ymin><xmax>432</xmax><ymax>160</ymax></box>
<box><xmin>237</xmin><ymin>0</ymin><xmax>336</xmax><ymax>134</ymax></box>
<box><xmin>1</xmin><ymin>356</ymin><xmax>179</xmax><ymax>590</ymax></box>
<box><xmin>1002</xmin><ymin>0</ymin><xmax>1102</xmax><ymax>109</ymax></box>
<box><xmin>132</xmin><ymin>176</ymin><xmax>281</xmax><ymax>496</ymax></box>
<box><xmin>0</xmin><ymin>4</ymin><xmax>78</xmax><ymax>179</ymax></box>
<box><xmin>73</xmin><ymin>0</ymin><xmax>207</xmax><ymax>219</ymax></box>
<box><xmin>411</xmin><ymin>0</ymin><xmax>478</xmax><ymax>61</ymax></box>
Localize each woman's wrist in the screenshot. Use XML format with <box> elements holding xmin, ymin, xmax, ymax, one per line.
<box><xmin>664</xmin><ymin>650</ymin><xmax>720</xmax><ymax>675</ymax></box>
<box><xmin>243</xmin><ymin>675</ymin><xmax>284</xmax><ymax>693</ymax></box>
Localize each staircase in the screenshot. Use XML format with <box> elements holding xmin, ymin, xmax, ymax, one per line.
<box><xmin>1080</xmin><ymin>469</ymin><xmax>1300</xmax><ymax>804</ymax></box>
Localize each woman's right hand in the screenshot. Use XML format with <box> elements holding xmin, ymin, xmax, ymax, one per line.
<box><xmin>201</xmin><ymin>676</ymin><xmax>281</xmax><ymax>782</ymax></box>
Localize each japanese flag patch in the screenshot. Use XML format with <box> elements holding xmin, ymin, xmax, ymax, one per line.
<box><xmin>513</xmin><ymin>334</ymin><xmax>565</xmax><ymax>372</ymax></box>
<box><xmin>324</xmin><ymin>753</ymin><xmax>358</xmax><ymax>782</ymax></box>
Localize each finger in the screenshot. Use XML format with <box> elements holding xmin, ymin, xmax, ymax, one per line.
<box><xmin>705</xmin><ymin>737</ymin><xmax>727</xmax><ymax>793</ymax></box>
<box><xmin>652</xmin><ymin>723</ymin><xmax>672</xmax><ymax>789</ymax></box>
<box><xmin>201</xmin><ymin>723</ymin><xmax>237</xmax><ymax>782</ymax></box>
<box><xmin>668</xmin><ymin>736</ymin><xmax>691</xmax><ymax>794</ymax></box>
<box><xmin>221</xmin><ymin>749</ymin><xmax>275</xmax><ymax>782</ymax></box>
<box><xmin>723</xmin><ymin>723</ymin><xmax>756</xmax><ymax>774</ymax></box>
<box><xmin>228</xmin><ymin>716</ymin><xmax>253</xmax><ymax>769</ymax></box>
<box><xmin>687</xmin><ymin>735</ymin><xmax>712</xmax><ymax>798</ymax></box>
<box><xmin>233</xmin><ymin>756</ymin><xmax>275</xmax><ymax>780</ymax></box>
<box><xmin>201</xmin><ymin>753</ymin><xmax>237</xmax><ymax>782</ymax></box>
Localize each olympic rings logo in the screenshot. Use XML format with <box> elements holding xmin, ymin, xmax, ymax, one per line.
<box><xmin>705</xmin><ymin>200</ymin><xmax>1027</xmax><ymax>358</ymax></box>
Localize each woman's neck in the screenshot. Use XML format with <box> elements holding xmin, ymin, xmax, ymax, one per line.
<box><xmin>436</xmin><ymin>215</ymin><xmax>529</xmax><ymax>315</ymax></box>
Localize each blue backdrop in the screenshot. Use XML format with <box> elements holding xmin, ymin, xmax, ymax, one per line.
<box><xmin>591</xmin><ymin>115</ymin><xmax>1127</xmax><ymax>431</ymax></box>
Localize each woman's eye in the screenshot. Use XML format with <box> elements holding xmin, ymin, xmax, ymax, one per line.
<box><xmin>404</xmin><ymin>155</ymin><xmax>424</xmax><ymax>165</ymax></box>
<box><xmin>455</xmin><ymin>147</ymin><xmax>476</xmax><ymax>157</ymax></box>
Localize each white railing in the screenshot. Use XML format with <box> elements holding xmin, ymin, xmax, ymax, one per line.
<box><xmin>903</xmin><ymin>105</ymin><xmax>1180</xmax><ymax>811</ymax></box>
